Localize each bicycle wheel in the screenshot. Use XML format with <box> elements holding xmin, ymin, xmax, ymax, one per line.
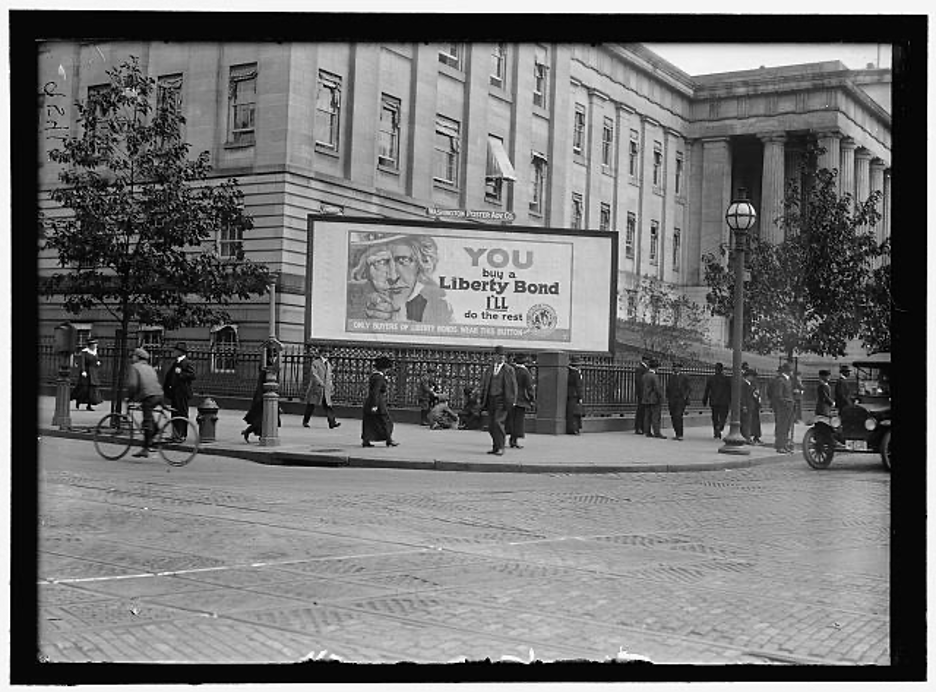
<box><xmin>93</xmin><ymin>413</ymin><xmax>134</xmax><ymax>460</ymax></box>
<box><xmin>156</xmin><ymin>417</ymin><xmax>200</xmax><ymax>467</ymax></box>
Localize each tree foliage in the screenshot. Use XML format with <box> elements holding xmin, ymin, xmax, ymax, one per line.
<box><xmin>619</xmin><ymin>275</ymin><xmax>710</xmax><ymax>358</ymax></box>
<box><xmin>40</xmin><ymin>56</ymin><xmax>270</xmax><ymax>334</ymax></box>
<box><xmin>703</xmin><ymin>160</ymin><xmax>889</xmax><ymax>360</ymax></box>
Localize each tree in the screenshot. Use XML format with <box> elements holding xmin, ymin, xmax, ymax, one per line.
<box><xmin>860</xmin><ymin>247</ymin><xmax>892</xmax><ymax>354</ymax></box>
<box><xmin>40</xmin><ymin>57</ymin><xmax>271</xmax><ymax>403</ymax></box>
<box><xmin>618</xmin><ymin>275</ymin><xmax>710</xmax><ymax>359</ymax></box>
<box><xmin>703</xmin><ymin>157</ymin><xmax>887</xmax><ymax>361</ymax></box>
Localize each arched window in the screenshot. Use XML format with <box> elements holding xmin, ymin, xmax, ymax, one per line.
<box><xmin>210</xmin><ymin>325</ymin><xmax>238</xmax><ymax>373</ymax></box>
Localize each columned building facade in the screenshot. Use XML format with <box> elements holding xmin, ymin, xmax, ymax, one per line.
<box><xmin>37</xmin><ymin>41</ymin><xmax>891</xmax><ymax>354</ymax></box>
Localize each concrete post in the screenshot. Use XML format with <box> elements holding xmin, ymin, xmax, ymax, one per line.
<box><xmin>52</xmin><ymin>359</ymin><xmax>72</xmax><ymax>430</ymax></box>
<box><xmin>534</xmin><ymin>351</ymin><xmax>569</xmax><ymax>435</ymax></box>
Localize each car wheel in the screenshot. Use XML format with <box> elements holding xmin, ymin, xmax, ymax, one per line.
<box><xmin>880</xmin><ymin>430</ymin><xmax>891</xmax><ymax>472</ymax></box>
<box><xmin>803</xmin><ymin>427</ymin><xmax>835</xmax><ymax>469</ymax></box>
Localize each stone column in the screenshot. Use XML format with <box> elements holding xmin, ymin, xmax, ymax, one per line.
<box><xmin>700</xmin><ymin>137</ymin><xmax>733</xmax><ymax>269</ymax></box>
<box><xmin>882</xmin><ymin>168</ymin><xmax>891</xmax><ymax>248</ymax></box>
<box><xmin>839</xmin><ymin>137</ymin><xmax>858</xmax><ymax>202</ymax></box>
<box><xmin>870</xmin><ymin>158</ymin><xmax>887</xmax><ymax>264</ymax></box>
<box><xmin>533</xmin><ymin>351</ymin><xmax>570</xmax><ymax>435</ymax></box>
<box><xmin>854</xmin><ymin>148</ymin><xmax>872</xmax><ymax>205</ymax></box>
<box><xmin>816</xmin><ymin>130</ymin><xmax>842</xmax><ymax>175</ymax></box>
<box><xmin>758</xmin><ymin>132</ymin><xmax>786</xmax><ymax>244</ymax></box>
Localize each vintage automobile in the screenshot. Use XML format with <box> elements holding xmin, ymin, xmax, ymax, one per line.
<box><xmin>802</xmin><ymin>352</ymin><xmax>891</xmax><ymax>471</ymax></box>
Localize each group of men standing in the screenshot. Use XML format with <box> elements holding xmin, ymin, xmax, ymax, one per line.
<box><xmin>634</xmin><ymin>355</ymin><xmax>691</xmax><ymax>441</ymax></box>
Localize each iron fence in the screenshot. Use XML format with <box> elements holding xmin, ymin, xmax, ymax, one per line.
<box><xmin>38</xmin><ymin>338</ymin><xmax>819</xmax><ymax>416</ymax></box>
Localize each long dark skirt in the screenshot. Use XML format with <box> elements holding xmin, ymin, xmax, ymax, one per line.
<box><xmin>362</xmin><ymin>409</ymin><xmax>393</xmax><ymax>442</ymax></box>
<box><xmin>72</xmin><ymin>380</ymin><xmax>103</xmax><ymax>406</ymax></box>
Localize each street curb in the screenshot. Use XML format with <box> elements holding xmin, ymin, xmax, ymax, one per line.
<box><xmin>40</xmin><ymin>427</ymin><xmax>793</xmax><ymax>474</ymax></box>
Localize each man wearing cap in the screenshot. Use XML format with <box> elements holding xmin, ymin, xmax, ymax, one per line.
<box><xmin>126</xmin><ymin>348</ymin><xmax>164</xmax><ymax>458</ymax></box>
<box><xmin>815</xmin><ymin>369</ymin><xmax>834</xmax><ymax>417</ymax></box>
<box><xmin>834</xmin><ymin>365</ymin><xmax>853</xmax><ymax>410</ymax></box>
<box><xmin>162</xmin><ymin>341</ymin><xmax>197</xmax><ymax>442</ymax></box>
<box><xmin>74</xmin><ymin>337</ymin><xmax>103</xmax><ymax>411</ymax></box>
<box><xmin>665</xmin><ymin>360</ymin><xmax>692</xmax><ymax>441</ymax></box>
<box><xmin>508</xmin><ymin>353</ymin><xmax>535</xmax><ymax>449</ymax></box>
<box><xmin>772</xmin><ymin>362</ymin><xmax>795</xmax><ymax>453</ymax></box>
<box><xmin>479</xmin><ymin>346</ymin><xmax>517</xmax><ymax>454</ymax></box>
<box><xmin>633</xmin><ymin>354</ymin><xmax>650</xmax><ymax>435</ymax></box>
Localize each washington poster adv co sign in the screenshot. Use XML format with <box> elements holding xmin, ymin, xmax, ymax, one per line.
<box><xmin>306</xmin><ymin>216</ymin><xmax>618</xmax><ymax>354</ymax></box>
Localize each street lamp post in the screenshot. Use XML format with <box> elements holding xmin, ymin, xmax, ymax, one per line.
<box><xmin>719</xmin><ymin>194</ymin><xmax>757</xmax><ymax>455</ymax></box>
<box><xmin>260</xmin><ymin>273</ymin><xmax>282</xmax><ymax>447</ymax></box>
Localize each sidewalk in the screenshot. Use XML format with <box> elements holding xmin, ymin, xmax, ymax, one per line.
<box><xmin>38</xmin><ymin>396</ymin><xmax>798</xmax><ymax>474</ymax></box>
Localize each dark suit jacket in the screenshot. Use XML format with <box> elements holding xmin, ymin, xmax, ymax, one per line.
<box><xmin>163</xmin><ymin>356</ymin><xmax>196</xmax><ymax>401</ymax></box>
<box><xmin>514</xmin><ymin>364</ymin><xmax>535</xmax><ymax>408</ymax></box>
<box><xmin>816</xmin><ymin>380</ymin><xmax>835</xmax><ymax>416</ymax></box>
<box><xmin>480</xmin><ymin>363</ymin><xmax>517</xmax><ymax>410</ymax></box>
<box><xmin>79</xmin><ymin>349</ymin><xmax>102</xmax><ymax>386</ymax></box>
<box><xmin>641</xmin><ymin>370</ymin><xmax>662</xmax><ymax>405</ymax></box>
<box><xmin>566</xmin><ymin>366</ymin><xmax>583</xmax><ymax>402</ymax></box>
<box><xmin>703</xmin><ymin>372</ymin><xmax>731</xmax><ymax>407</ymax></box>
<box><xmin>634</xmin><ymin>361</ymin><xmax>648</xmax><ymax>402</ymax></box>
<box><xmin>834</xmin><ymin>377</ymin><xmax>852</xmax><ymax>409</ymax></box>
<box><xmin>665</xmin><ymin>373</ymin><xmax>692</xmax><ymax>405</ymax></box>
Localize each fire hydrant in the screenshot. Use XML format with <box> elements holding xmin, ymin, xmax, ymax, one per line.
<box><xmin>196</xmin><ymin>397</ymin><xmax>219</xmax><ymax>443</ymax></box>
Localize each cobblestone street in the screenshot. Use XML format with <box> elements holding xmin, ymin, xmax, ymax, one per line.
<box><xmin>35</xmin><ymin>435</ymin><xmax>890</xmax><ymax>668</ymax></box>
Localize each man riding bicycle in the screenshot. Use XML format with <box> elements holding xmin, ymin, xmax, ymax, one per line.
<box><xmin>126</xmin><ymin>347</ymin><xmax>164</xmax><ymax>458</ymax></box>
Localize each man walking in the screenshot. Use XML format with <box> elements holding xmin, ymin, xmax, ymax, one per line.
<box><xmin>633</xmin><ymin>354</ymin><xmax>649</xmax><ymax>435</ymax></box>
<box><xmin>302</xmin><ymin>345</ymin><xmax>341</xmax><ymax>429</ymax></box>
<box><xmin>479</xmin><ymin>345</ymin><xmax>517</xmax><ymax>455</ymax></box>
<box><xmin>834</xmin><ymin>365</ymin><xmax>853</xmax><ymax>410</ymax></box>
<box><xmin>772</xmin><ymin>362</ymin><xmax>795</xmax><ymax>453</ymax></box>
<box><xmin>125</xmin><ymin>348</ymin><xmax>164</xmax><ymax>458</ymax></box>
<box><xmin>508</xmin><ymin>354</ymin><xmax>535</xmax><ymax>449</ymax></box>
<box><xmin>702</xmin><ymin>362</ymin><xmax>731</xmax><ymax>439</ymax></box>
<box><xmin>162</xmin><ymin>341</ymin><xmax>196</xmax><ymax>442</ymax></box>
<box><xmin>665</xmin><ymin>360</ymin><xmax>692</xmax><ymax>441</ymax></box>
<box><xmin>642</xmin><ymin>359</ymin><xmax>665</xmax><ymax>439</ymax></box>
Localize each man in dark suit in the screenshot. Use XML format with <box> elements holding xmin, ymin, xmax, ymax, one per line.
<box><xmin>772</xmin><ymin>362</ymin><xmax>795</xmax><ymax>453</ymax></box>
<box><xmin>834</xmin><ymin>365</ymin><xmax>853</xmax><ymax>410</ymax></box>
<box><xmin>702</xmin><ymin>362</ymin><xmax>731</xmax><ymax>439</ymax></box>
<box><xmin>162</xmin><ymin>341</ymin><xmax>197</xmax><ymax>441</ymax></box>
<box><xmin>815</xmin><ymin>369</ymin><xmax>834</xmax><ymax>417</ymax></box>
<box><xmin>479</xmin><ymin>345</ymin><xmax>517</xmax><ymax>455</ymax></box>
<box><xmin>642</xmin><ymin>359</ymin><xmax>665</xmax><ymax>438</ymax></box>
<box><xmin>633</xmin><ymin>354</ymin><xmax>649</xmax><ymax>434</ymax></box>
<box><xmin>665</xmin><ymin>360</ymin><xmax>692</xmax><ymax>441</ymax></box>
<box><xmin>566</xmin><ymin>355</ymin><xmax>584</xmax><ymax>435</ymax></box>
<box><xmin>508</xmin><ymin>354</ymin><xmax>535</xmax><ymax>449</ymax></box>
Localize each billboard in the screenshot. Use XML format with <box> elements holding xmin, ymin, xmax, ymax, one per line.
<box><xmin>306</xmin><ymin>217</ymin><xmax>617</xmax><ymax>353</ymax></box>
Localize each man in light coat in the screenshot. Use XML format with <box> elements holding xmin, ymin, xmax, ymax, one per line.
<box><xmin>303</xmin><ymin>345</ymin><xmax>340</xmax><ymax>429</ymax></box>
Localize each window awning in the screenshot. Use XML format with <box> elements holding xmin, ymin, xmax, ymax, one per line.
<box><xmin>487</xmin><ymin>136</ymin><xmax>517</xmax><ymax>182</ymax></box>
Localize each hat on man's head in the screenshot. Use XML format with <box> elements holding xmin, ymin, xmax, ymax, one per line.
<box><xmin>648</xmin><ymin>359</ymin><xmax>660</xmax><ymax>369</ymax></box>
<box><xmin>714</xmin><ymin>362</ymin><xmax>724</xmax><ymax>370</ymax></box>
<box><xmin>671</xmin><ymin>360</ymin><xmax>683</xmax><ymax>368</ymax></box>
<box><xmin>493</xmin><ymin>345</ymin><xmax>505</xmax><ymax>356</ymax></box>
<box><xmin>840</xmin><ymin>364</ymin><xmax>851</xmax><ymax>373</ymax></box>
<box><xmin>173</xmin><ymin>341</ymin><xmax>188</xmax><ymax>354</ymax></box>
<box><xmin>818</xmin><ymin>369</ymin><xmax>831</xmax><ymax>377</ymax></box>
<box><xmin>781</xmin><ymin>362</ymin><xmax>792</xmax><ymax>373</ymax></box>
<box><xmin>569</xmin><ymin>354</ymin><xmax>581</xmax><ymax>364</ymax></box>
<box><xmin>86</xmin><ymin>337</ymin><xmax>98</xmax><ymax>345</ymax></box>
<box><xmin>745</xmin><ymin>368</ymin><xmax>758</xmax><ymax>377</ymax></box>
<box><xmin>133</xmin><ymin>347</ymin><xmax>150</xmax><ymax>361</ymax></box>
<box><xmin>374</xmin><ymin>355</ymin><xmax>392</xmax><ymax>371</ymax></box>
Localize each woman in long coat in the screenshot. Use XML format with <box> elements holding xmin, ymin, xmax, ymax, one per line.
<box><xmin>242</xmin><ymin>365</ymin><xmax>281</xmax><ymax>442</ymax></box>
<box><xmin>73</xmin><ymin>338</ymin><xmax>103</xmax><ymax>410</ymax></box>
<box><xmin>740</xmin><ymin>368</ymin><xmax>763</xmax><ymax>445</ymax></box>
<box><xmin>361</xmin><ymin>356</ymin><xmax>398</xmax><ymax>447</ymax></box>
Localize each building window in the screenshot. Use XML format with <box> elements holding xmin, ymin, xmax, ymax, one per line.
<box><xmin>601</xmin><ymin>118</ymin><xmax>614</xmax><ymax>169</ymax></box>
<box><xmin>156</xmin><ymin>73</ymin><xmax>183</xmax><ymax>115</ymax></box>
<box><xmin>139</xmin><ymin>326</ymin><xmax>164</xmax><ymax>351</ymax></box>
<box><xmin>219</xmin><ymin>224</ymin><xmax>243</xmax><ymax>259</ymax></box>
<box><xmin>490</xmin><ymin>43</ymin><xmax>507</xmax><ymax>88</ymax></box>
<box><xmin>628</xmin><ymin>129</ymin><xmax>639</xmax><ymax>177</ymax></box>
<box><xmin>599</xmin><ymin>203</ymin><xmax>611</xmax><ymax>231</ymax></box>
<box><xmin>650</xmin><ymin>221</ymin><xmax>659</xmax><ymax>264</ymax></box>
<box><xmin>626</xmin><ymin>291</ymin><xmax>637</xmax><ymax>319</ymax></box>
<box><xmin>315</xmin><ymin>70</ymin><xmax>342</xmax><ymax>151</ymax></box>
<box><xmin>434</xmin><ymin>115</ymin><xmax>460</xmax><ymax>187</ymax></box>
<box><xmin>673</xmin><ymin>228</ymin><xmax>681</xmax><ymax>271</ymax></box>
<box><xmin>571</xmin><ymin>193</ymin><xmax>584</xmax><ymax>229</ymax></box>
<box><xmin>378</xmin><ymin>94</ymin><xmax>401</xmax><ymax>171</ymax></box>
<box><xmin>438</xmin><ymin>43</ymin><xmax>463</xmax><ymax>70</ymax></box>
<box><xmin>530</xmin><ymin>151</ymin><xmax>547</xmax><ymax>216</ymax></box>
<box><xmin>675</xmin><ymin>152</ymin><xmax>684</xmax><ymax>195</ymax></box>
<box><xmin>228</xmin><ymin>63</ymin><xmax>257</xmax><ymax>146</ymax></box>
<box><xmin>210</xmin><ymin>325</ymin><xmax>238</xmax><ymax>374</ymax></box>
<box><xmin>653</xmin><ymin>141</ymin><xmax>663</xmax><ymax>188</ymax></box>
<box><xmin>572</xmin><ymin>104</ymin><xmax>586</xmax><ymax>155</ymax></box>
<box><xmin>485</xmin><ymin>135</ymin><xmax>516</xmax><ymax>204</ymax></box>
<box><xmin>533</xmin><ymin>46</ymin><xmax>549</xmax><ymax>108</ymax></box>
<box><xmin>625</xmin><ymin>212</ymin><xmax>636</xmax><ymax>258</ymax></box>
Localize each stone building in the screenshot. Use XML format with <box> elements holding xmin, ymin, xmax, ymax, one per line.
<box><xmin>37</xmin><ymin>41</ymin><xmax>891</xmax><ymax>353</ymax></box>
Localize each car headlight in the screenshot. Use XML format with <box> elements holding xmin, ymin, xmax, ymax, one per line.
<box><xmin>864</xmin><ymin>418</ymin><xmax>878</xmax><ymax>431</ymax></box>
<box><xmin>830</xmin><ymin>416</ymin><xmax>841</xmax><ymax>428</ymax></box>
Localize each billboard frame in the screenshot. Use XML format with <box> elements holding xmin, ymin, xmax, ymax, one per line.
<box><xmin>304</xmin><ymin>214</ymin><xmax>619</xmax><ymax>356</ymax></box>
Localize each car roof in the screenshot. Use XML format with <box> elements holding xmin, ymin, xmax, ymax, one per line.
<box><xmin>852</xmin><ymin>352</ymin><xmax>891</xmax><ymax>367</ymax></box>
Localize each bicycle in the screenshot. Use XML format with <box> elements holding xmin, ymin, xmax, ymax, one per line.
<box><xmin>93</xmin><ymin>401</ymin><xmax>200</xmax><ymax>466</ymax></box>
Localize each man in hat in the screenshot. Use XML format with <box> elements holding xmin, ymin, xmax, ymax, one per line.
<box><xmin>361</xmin><ymin>356</ymin><xmax>398</xmax><ymax>447</ymax></box>
<box><xmin>566</xmin><ymin>354</ymin><xmax>584</xmax><ymax>435</ymax></box>
<box><xmin>125</xmin><ymin>348</ymin><xmax>164</xmax><ymax>458</ymax></box>
<box><xmin>642</xmin><ymin>358</ymin><xmax>665</xmax><ymax>439</ymax></box>
<box><xmin>633</xmin><ymin>354</ymin><xmax>650</xmax><ymax>435</ymax></box>
<box><xmin>815</xmin><ymin>369</ymin><xmax>834</xmax><ymax>417</ymax></box>
<box><xmin>479</xmin><ymin>345</ymin><xmax>517</xmax><ymax>454</ymax></box>
<box><xmin>834</xmin><ymin>365</ymin><xmax>853</xmax><ymax>410</ymax></box>
<box><xmin>508</xmin><ymin>353</ymin><xmax>535</xmax><ymax>448</ymax></box>
<box><xmin>772</xmin><ymin>362</ymin><xmax>795</xmax><ymax>453</ymax></box>
<box><xmin>302</xmin><ymin>344</ymin><xmax>341</xmax><ymax>430</ymax></box>
<box><xmin>665</xmin><ymin>360</ymin><xmax>692</xmax><ymax>441</ymax></box>
<box><xmin>74</xmin><ymin>337</ymin><xmax>103</xmax><ymax>411</ymax></box>
<box><xmin>702</xmin><ymin>362</ymin><xmax>731</xmax><ymax>439</ymax></box>
<box><xmin>740</xmin><ymin>368</ymin><xmax>762</xmax><ymax>444</ymax></box>
<box><xmin>162</xmin><ymin>341</ymin><xmax>197</xmax><ymax>442</ymax></box>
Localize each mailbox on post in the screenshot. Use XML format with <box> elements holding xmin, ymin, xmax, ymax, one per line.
<box><xmin>263</xmin><ymin>336</ymin><xmax>284</xmax><ymax>373</ymax></box>
<box><xmin>53</xmin><ymin>321</ymin><xmax>76</xmax><ymax>355</ymax></box>
<box><xmin>51</xmin><ymin>322</ymin><xmax>76</xmax><ymax>429</ymax></box>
